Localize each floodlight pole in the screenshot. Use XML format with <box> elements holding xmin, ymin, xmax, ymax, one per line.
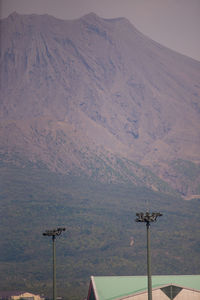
<box><xmin>135</xmin><ymin>212</ymin><xmax>162</xmax><ymax>300</ymax></box>
<box><xmin>146</xmin><ymin>220</ymin><xmax>152</xmax><ymax>300</ymax></box>
<box><xmin>43</xmin><ymin>227</ymin><xmax>66</xmax><ymax>300</ymax></box>
<box><xmin>53</xmin><ymin>234</ymin><xmax>56</xmax><ymax>300</ymax></box>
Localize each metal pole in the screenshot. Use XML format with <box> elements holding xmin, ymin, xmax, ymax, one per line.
<box><xmin>146</xmin><ymin>221</ymin><xmax>152</xmax><ymax>300</ymax></box>
<box><xmin>53</xmin><ymin>235</ymin><xmax>56</xmax><ymax>300</ymax></box>
<box><xmin>43</xmin><ymin>227</ymin><xmax>65</xmax><ymax>300</ymax></box>
<box><xmin>135</xmin><ymin>212</ymin><xmax>162</xmax><ymax>300</ymax></box>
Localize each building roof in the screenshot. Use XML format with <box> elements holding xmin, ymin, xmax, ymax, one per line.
<box><xmin>89</xmin><ymin>275</ymin><xmax>200</xmax><ymax>300</ymax></box>
<box><xmin>0</xmin><ymin>292</ymin><xmax>26</xmax><ymax>298</ymax></box>
<box><xmin>0</xmin><ymin>292</ymin><xmax>40</xmax><ymax>299</ymax></box>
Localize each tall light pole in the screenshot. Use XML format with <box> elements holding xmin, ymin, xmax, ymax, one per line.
<box><xmin>135</xmin><ymin>212</ymin><xmax>162</xmax><ymax>300</ymax></box>
<box><xmin>43</xmin><ymin>227</ymin><xmax>66</xmax><ymax>300</ymax></box>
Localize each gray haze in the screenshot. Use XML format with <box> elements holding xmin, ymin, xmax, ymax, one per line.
<box><xmin>0</xmin><ymin>0</ymin><xmax>200</xmax><ymax>61</ymax></box>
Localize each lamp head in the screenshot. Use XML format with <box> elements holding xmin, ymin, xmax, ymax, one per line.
<box><xmin>43</xmin><ymin>227</ymin><xmax>66</xmax><ymax>237</ymax></box>
<box><xmin>135</xmin><ymin>212</ymin><xmax>162</xmax><ymax>223</ymax></box>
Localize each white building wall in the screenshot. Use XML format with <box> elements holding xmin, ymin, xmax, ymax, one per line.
<box><xmin>121</xmin><ymin>288</ymin><xmax>200</xmax><ymax>300</ymax></box>
<box><xmin>121</xmin><ymin>289</ymin><xmax>171</xmax><ymax>300</ymax></box>
<box><xmin>175</xmin><ymin>289</ymin><xmax>200</xmax><ymax>300</ymax></box>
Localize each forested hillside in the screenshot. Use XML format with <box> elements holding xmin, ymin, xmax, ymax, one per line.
<box><xmin>0</xmin><ymin>161</ymin><xmax>199</xmax><ymax>299</ymax></box>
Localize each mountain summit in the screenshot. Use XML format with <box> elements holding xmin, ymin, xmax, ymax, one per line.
<box><xmin>0</xmin><ymin>13</ymin><xmax>200</xmax><ymax>197</ymax></box>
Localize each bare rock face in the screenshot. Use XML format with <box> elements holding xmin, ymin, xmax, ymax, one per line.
<box><xmin>0</xmin><ymin>12</ymin><xmax>200</xmax><ymax>197</ymax></box>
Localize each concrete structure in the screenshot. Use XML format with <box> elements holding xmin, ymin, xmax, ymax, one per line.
<box><xmin>87</xmin><ymin>275</ymin><xmax>200</xmax><ymax>300</ymax></box>
<box><xmin>0</xmin><ymin>292</ymin><xmax>43</xmax><ymax>300</ymax></box>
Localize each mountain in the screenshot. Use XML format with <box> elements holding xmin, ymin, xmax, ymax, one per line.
<box><xmin>1</xmin><ymin>12</ymin><xmax>200</xmax><ymax>299</ymax></box>
<box><xmin>0</xmin><ymin>12</ymin><xmax>200</xmax><ymax>196</ymax></box>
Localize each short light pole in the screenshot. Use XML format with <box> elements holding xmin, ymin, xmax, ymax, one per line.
<box><xmin>135</xmin><ymin>212</ymin><xmax>162</xmax><ymax>300</ymax></box>
<box><xmin>43</xmin><ymin>227</ymin><xmax>66</xmax><ymax>300</ymax></box>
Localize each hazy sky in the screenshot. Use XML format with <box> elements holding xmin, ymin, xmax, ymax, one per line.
<box><xmin>0</xmin><ymin>0</ymin><xmax>200</xmax><ymax>61</ymax></box>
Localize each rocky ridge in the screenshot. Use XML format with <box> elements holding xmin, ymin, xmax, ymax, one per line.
<box><xmin>0</xmin><ymin>12</ymin><xmax>200</xmax><ymax>197</ymax></box>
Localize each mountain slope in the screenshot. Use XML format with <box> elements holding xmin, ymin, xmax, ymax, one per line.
<box><xmin>0</xmin><ymin>12</ymin><xmax>200</xmax><ymax>196</ymax></box>
<box><xmin>1</xmin><ymin>12</ymin><xmax>200</xmax><ymax>300</ymax></box>
<box><xmin>0</xmin><ymin>161</ymin><xmax>200</xmax><ymax>299</ymax></box>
